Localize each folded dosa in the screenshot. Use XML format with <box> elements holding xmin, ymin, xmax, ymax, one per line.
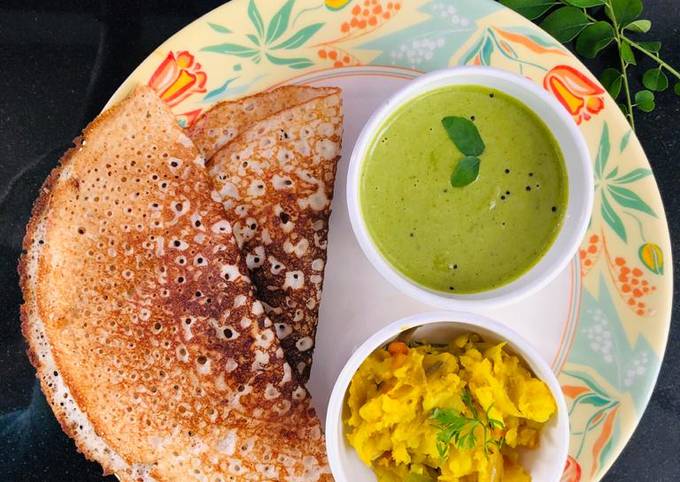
<box><xmin>19</xmin><ymin>86</ymin><xmax>330</xmax><ymax>481</ymax></box>
<box><xmin>197</xmin><ymin>87</ymin><xmax>342</xmax><ymax>381</ymax></box>
<box><xmin>188</xmin><ymin>85</ymin><xmax>339</xmax><ymax>160</ymax></box>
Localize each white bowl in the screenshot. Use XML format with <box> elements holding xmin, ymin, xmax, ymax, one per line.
<box><xmin>326</xmin><ymin>311</ymin><xmax>569</xmax><ymax>482</ymax></box>
<box><xmin>346</xmin><ymin>66</ymin><xmax>593</xmax><ymax>310</ymax></box>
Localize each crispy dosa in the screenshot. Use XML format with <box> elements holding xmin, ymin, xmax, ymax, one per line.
<box><xmin>200</xmin><ymin>88</ymin><xmax>342</xmax><ymax>381</ymax></box>
<box><xmin>188</xmin><ymin>85</ymin><xmax>339</xmax><ymax>160</ymax></box>
<box><xmin>19</xmin><ymin>86</ymin><xmax>330</xmax><ymax>481</ymax></box>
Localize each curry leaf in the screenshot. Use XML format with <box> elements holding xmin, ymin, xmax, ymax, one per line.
<box><xmin>607</xmin><ymin>0</ymin><xmax>643</xmax><ymax>27</ymax></box>
<box><xmin>208</xmin><ymin>22</ymin><xmax>232</xmax><ymax>34</ymax></box>
<box><xmin>614</xmin><ymin>167</ymin><xmax>651</xmax><ymax>183</ymax></box>
<box><xmin>608</xmin><ymin>185</ymin><xmax>656</xmax><ymax>216</ymax></box>
<box><xmin>498</xmin><ymin>0</ymin><xmax>557</xmax><ymax>20</ymax></box>
<box><xmin>451</xmin><ymin>156</ymin><xmax>481</xmax><ymax>187</ymax></box>
<box><xmin>272</xmin><ymin>23</ymin><xmax>324</xmax><ymax>49</ymax></box>
<box><xmin>600</xmin><ymin>68</ymin><xmax>623</xmax><ymax>99</ymax></box>
<box><xmin>441</xmin><ymin>117</ymin><xmax>485</xmax><ymax>156</ymax></box>
<box><xmin>248</xmin><ymin>0</ymin><xmax>265</xmax><ymax>38</ymax></box>
<box><xmin>638</xmin><ymin>40</ymin><xmax>661</xmax><ymax>53</ymax></box>
<box><xmin>540</xmin><ymin>7</ymin><xmax>591</xmax><ymax>42</ymax></box>
<box><xmin>635</xmin><ymin>89</ymin><xmax>655</xmax><ymax>111</ymax></box>
<box><xmin>201</xmin><ymin>43</ymin><xmax>259</xmax><ymax>58</ymax></box>
<box><xmin>620</xmin><ymin>41</ymin><xmax>636</xmax><ymax>65</ymax></box>
<box><xmin>266</xmin><ymin>0</ymin><xmax>295</xmax><ymax>44</ymax></box>
<box><xmin>624</xmin><ymin>19</ymin><xmax>651</xmax><ymax>33</ymax></box>
<box><xmin>642</xmin><ymin>68</ymin><xmax>669</xmax><ymax>91</ymax></box>
<box><xmin>601</xmin><ymin>192</ymin><xmax>627</xmax><ymax>242</ymax></box>
<box><xmin>576</xmin><ymin>21</ymin><xmax>615</xmax><ymax>58</ymax></box>
<box><xmin>594</xmin><ymin>122</ymin><xmax>610</xmax><ymax>179</ymax></box>
<box><xmin>564</xmin><ymin>0</ymin><xmax>604</xmax><ymax>6</ymax></box>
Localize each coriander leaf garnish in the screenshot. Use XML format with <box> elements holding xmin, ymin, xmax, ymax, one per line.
<box><xmin>450</xmin><ymin>156</ymin><xmax>480</xmax><ymax>187</ymax></box>
<box><xmin>441</xmin><ymin>116</ymin><xmax>485</xmax><ymax>157</ymax></box>
<box><xmin>431</xmin><ymin>388</ymin><xmax>506</xmax><ymax>460</ymax></box>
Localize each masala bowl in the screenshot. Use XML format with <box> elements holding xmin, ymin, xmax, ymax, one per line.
<box><xmin>326</xmin><ymin>311</ymin><xmax>569</xmax><ymax>481</ymax></box>
<box><xmin>346</xmin><ymin>66</ymin><xmax>592</xmax><ymax>309</ymax></box>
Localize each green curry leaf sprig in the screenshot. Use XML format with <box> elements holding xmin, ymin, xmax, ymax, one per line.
<box><xmin>441</xmin><ymin>117</ymin><xmax>486</xmax><ymax>188</ymax></box>
<box><xmin>499</xmin><ymin>0</ymin><xmax>680</xmax><ymax>130</ymax></box>
<box><xmin>431</xmin><ymin>388</ymin><xmax>506</xmax><ymax>460</ymax></box>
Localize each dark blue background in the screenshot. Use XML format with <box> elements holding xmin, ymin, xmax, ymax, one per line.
<box><xmin>0</xmin><ymin>1</ymin><xmax>677</xmax><ymax>480</ymax></box>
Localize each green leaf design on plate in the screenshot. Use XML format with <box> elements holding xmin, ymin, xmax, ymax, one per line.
<box><xmin>642</xmin><ymin>68</ymin><xmax>669</xmax><ymax>92</ymax></box>
<box><xmin>564</xmin><ymin>0</ymin><xmax>605</xmax><ymax>6</ymax></box>
<box><xmin>614</xmin><ymin>167</ymin><xmax>651</xmax><ymax>183</ymax></box>
<box><xmin>441</xmin><ymin>117</ymin><xmax>485</xmax><ymax>157</ymax></box>
<box><xmin>272</xmin><ymin>23</ymin><xmax>324</xmax><ymax>49</ymax></box>
<box><xmin>266</xmin><ymin>0</ymin><xmax>295</xmax><ymax>44</ymax></box>
<box><xmin>208</xmin><ymin>22</ymin><xmax>232</xmax><ymax>34</ymax></box>
<box><xmin>605</xmin><ymin>167</ymin><xmax>619</xmax><ymax>179</ymax></box>
<box><xmin>540</xmin><ymin>7</ymin><xmax>591</xmax><ymax>43</ymax></box>
<box><xmin>608</xmin><ymin>185</ymin><xmax>656</xmax><ymax>217</ymax></box>
<box><xmin>480</xmin><ymin>37</ymin><xmax>494</xmax><ymax>65</ymax></box>
<box><xmin>607</xmin><ymin>0</ymin><xmax>643</xmax><ymax>27</ymax></box>
<box><xmin>563</xmin><ymin>370</ymin><xmax>613</xmax><ymax>398</ymax></box>
<box><xmin>578</xmin><ymin>393</ymin><xmax>613</xmax><ymax>407</ymax></box>
<box><xmin>201</xmin><ymin>43</ymin><xmax>259</xmax><ymax>57</ymax></box>
<box><xmin>600</xmin><ymin>68</ymin><xmax>623</xmax><ymax>99</ymax></box>
<box><xmin>265</xmin><ymin>53</ymin><xmax>314</xmax><ymax>69</ymax></box>
<box><xmin>601</xmin><ymin>192</ymin><xmax>627</xmax><ymax>242</ymax></box>
<box><xmin>619</xmin><ymin>130</ymin><xmax>632</xmax><ymax>152</ymax></box>
<box><xmin>576</xmin><ymin>21</ymin><xmax>615</xmax><ymax>58</ymax></box>
<box><xmin>247</xmin><ymin>34</ymin><xmax>261</xmax><ymax>46</ymax></box>
<box><xmin>624</xmin><ymin>19</ymin><xmax>651</xmax><ymax>33</ymax></box>
<box><xmin>450</xmin><ymin>156</ymin><xmax>481</xmax><ymax>187</ymax></box>
<box><xmin>635</xmin><ymin>89</ymin><xmax>655</xmax><ymax>112</ymax></box>
<box><xmin>595</xmin><ymin>122</ymin><xmax>610</xmax><ymax>179</ymax></box>
<box><xmin>499</xmin><ymin>0</ymin><xmax>555</xmax><ymax>20</ymax></box>
<box><xmin>248</xmin><ymin>0</ymin><xmax>265</xmax><ymax>38</ymax></box>
<box><xmin>675</xmin><ymin>82</ymin><xmax>680</xmax><ymax>96</ymax></box>
<box><xmin>204</xmin><ymin>77</ymin><xmax>238</xmax><ymax>102</ymax></box>
<box><xmin>639</xmin><ymin>242</ymin><xmax>664</xmax><ymax>274</ymax></box>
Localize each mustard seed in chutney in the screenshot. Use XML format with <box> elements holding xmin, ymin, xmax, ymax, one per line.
<box><xmin>360</xmin><ymin>85</ymin><xmax>568</xmax><ymax>293</ymax></box>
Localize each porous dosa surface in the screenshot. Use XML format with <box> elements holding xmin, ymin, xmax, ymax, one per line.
<box><xmin>188</xmin><ymin>85</ymin><xmax>338</xmax><ymax>160</ymax></box>
<box><xmin>204</xmin><ymin>89</ymin><xmax>342</xmax><ymax>382</ymax></box>
<box><xmin>19</xmin><ymin>86</ymin><xmax>330</xmax><ymax>482</ymax></box>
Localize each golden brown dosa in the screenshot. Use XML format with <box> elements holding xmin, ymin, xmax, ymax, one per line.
<box><xmin>19</xmin><ymin>86</ymin><xmax>331</xmax><ymax>481</ymax></box>
<box><xmin>197</xmin><ymin>87</ymin><xmax>343</xmax><ymax>381</ymax></box>
<box><xmin>188</xmin><ymin>85</ymin><xmax>339</xmax><ymax>160</ymax></box>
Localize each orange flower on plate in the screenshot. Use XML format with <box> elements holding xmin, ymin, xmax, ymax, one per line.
<box><xmin>561</xmin><ymin>456</ymin><xmax>582</xmax><ymax>482</ymax></box>
<box><xmin>148</xmin><ymin>51</ymin><xmax>207</xmax><ymax>107</ymax></box>
<box><xmin>544</xmin><ymin>65</ymin><xmax>605</xmax><ymax>124</ymax></box>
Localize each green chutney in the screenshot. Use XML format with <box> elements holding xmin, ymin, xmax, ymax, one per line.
<box><xmin>360</xmin><ymin>85</ymin><xmax>568</xmax><ymax>293</ymax></box>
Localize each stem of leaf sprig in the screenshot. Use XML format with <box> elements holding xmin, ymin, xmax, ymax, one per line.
<box><xmin>500</xmin><ymin>0</ymin><xmax>680</xmax><ymax>131</ymax></box>
<box><xmin>604</xmin><ymin>2</ymin><xmax>637</xmax><ymax>129</ymax></box>
<box><xmin>624</xmin><ymin>37</ymin><xmax>680</xmax><ymax>79</ymax></box>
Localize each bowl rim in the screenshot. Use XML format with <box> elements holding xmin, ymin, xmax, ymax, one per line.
<box><xmin>346</xmin><ymin>65</ymin><xmax>594</xmax><ymax>310</ymax></box>
<box><xmin>325</xmin><ymin>310</ymin><xmax>570</xmax><ymax>482</ymax></box>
